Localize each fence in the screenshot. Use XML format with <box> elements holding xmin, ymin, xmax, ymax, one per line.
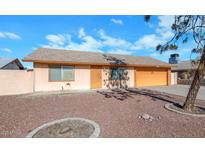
<box><xmin>177</xmin><ymin>79</ymin><xmax>205</xmax><ymax>86</ymax></box>
<box><xmin>0</xmin><ymin>70</ymin><xmax>34</xmax><ymax>96</ymax></box>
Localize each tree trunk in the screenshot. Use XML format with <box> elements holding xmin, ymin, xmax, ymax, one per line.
<box><xmin>183</xmin><ymin>49</ymin><xmax>205</xmax><ymax>112</ymax></box>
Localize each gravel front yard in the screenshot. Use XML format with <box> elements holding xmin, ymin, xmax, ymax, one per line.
<box><xmin>0</xmin><ymin>89</ymin><xmax>205</xmax><ymax>138</ymax></box>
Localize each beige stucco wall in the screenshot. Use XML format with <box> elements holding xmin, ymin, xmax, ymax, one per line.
<box><xmin>171</xmin><ymin>72</ymin><xmax>178</xmax><ymax>85</ymax></box>
<box><xmin>34</xmin><ymin>63</ymin><xmax>91</xmax><ymax>92</ymax></box>
<box><xmin>0</xmin><ymin>70</ymin><xmax>33</xmax><ymax>96</ymax></box>
<box><xmin>128</xmin><ymin>67</ymin><xmax>135</xmax><ymax>87</ymax></box>
<box><xmin>0</xmin><ymin>63</ymin><xmax>171</xmax><ymax>95</ymax></box>
<box><xmin>102</xmin><ymin>66</ymin><xmax>135</xmax><ymax>89</ymax></box>
<box><xmin>34</xmin><ymin>64</ymin><xmax>135</xmax><ymax>91</ymax></box>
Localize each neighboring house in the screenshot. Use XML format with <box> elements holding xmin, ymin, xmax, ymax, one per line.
<box><xmin>23</xmin><ymin>48</ymin><xmax>171</xmax><ymax>92</ymax></box>
<box><xmin>169</xmin><ymin>54</ymin><xmax>198</xmax><ymax>78</ymax></box>
<box><xmin>169</xmin><ymin>54</ymin><xmax>205</xmax><ymax>85</ymax></box>
<box><xmin>171</xmin><ymin>60</ymin><xmax>198</xmax><ymax>79</ymax></box>
<box><xmin>0</xmin><ymin>58</ymin><xmax>24</xmax><ymax>70</ymax></box>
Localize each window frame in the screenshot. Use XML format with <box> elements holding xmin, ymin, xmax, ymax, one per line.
<box><xmin>48</xmin><ymin>64</ymin><xmax>75</xmax><ymax>82</ymax></box>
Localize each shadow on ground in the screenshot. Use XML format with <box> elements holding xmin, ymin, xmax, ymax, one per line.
<box><xmin>97</xmin><ymin>88</ymin><xmax>181</xmax><ymax>104</ymax></box>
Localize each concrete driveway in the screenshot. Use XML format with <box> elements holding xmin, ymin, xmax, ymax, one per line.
<box><xmin>144</xmin><ymin>85</ymin><xmax>205</xmax><ymax>101</ymax></box>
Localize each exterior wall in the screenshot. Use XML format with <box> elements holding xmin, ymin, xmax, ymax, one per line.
<box><xmin>34</xmin><ymin>63</ymin><xmax>91</xmax><ymax>92</ymax></box>
<box><xmin>102</xmin><ymin>66</ymin><xmax>109</xmax><ymax>89</ymax></box>
<box><xmin>0</xmin><ymin>70</ymin><xmax>33</xmax><ymax>95</ymax></box>
<box><xmin>102</xmin><ymin>66</ymin><xmax>135</xmax><ymax>89</ymax></box>
<box><xmin>171</xmin><ymin>72</ymin><xmax>178</xmax><ymax>85</ymax></box>
<box><xmin>0</xmin><ymin>62</ymin><xmax>172</xmax><ymax>95</ymax></box>
<box><xmin>34</xmin><ymin>63</ymin><xmax>171</xmax><ymax>92</ymax></box>
<box><xmin>128</xmin><ymin>67</ymin><xmax>135</xmax><ymax>87</ymax></box>
<box><xmin>167</xmin><ymin>69</ymin><xmax>171</xmax><ymax>86</ymax></box>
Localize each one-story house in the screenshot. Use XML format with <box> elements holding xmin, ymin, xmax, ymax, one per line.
<box><xmin>171</xmin><ymin>60</ymin><xmax>198</xmax><ymax>79</ymax></box>
<box><xmin>171</xmin><ymin>60</ymin><xmax>205</xmax><ymax>85</ymax></box>
<box><xmin>23</xmin><ymin>48</ymin><xmax>171</xmax><ymax>92</ymax></box>
<box><xmin>169</xmin><ymin>54</ymin><xmax>197</xmax><ymax>84</ymax></box>
<box><xmin>0</xmin><ymin>58</ymin><xmax>24</xmax><ymax>70</ymax></box>
<box><xmin>168</xmin><ymin>53</ymin><xmax>205</xmax><ymax>85</ymax></box>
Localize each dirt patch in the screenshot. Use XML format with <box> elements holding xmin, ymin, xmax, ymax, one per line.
<box><xmin>1</xmin><ymin>89</ymin><xmax>205</xmax><ymax>137</ymax></box>
<box><xmin>29</xmin><ymin>119</ymin><xmax>98</xmax><ymax>138</ymax></box>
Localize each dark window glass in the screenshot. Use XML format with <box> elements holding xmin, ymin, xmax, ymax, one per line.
<box><xmin>110</xmin><ymin>67</ymin><xmax>126</xmax><ymax>80</ymax></box>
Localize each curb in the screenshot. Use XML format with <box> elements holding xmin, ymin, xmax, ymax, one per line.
<box><xmin>164</xmin><ymin>103</ymin><xmax>205</xmax><ymax>117</ymax></box>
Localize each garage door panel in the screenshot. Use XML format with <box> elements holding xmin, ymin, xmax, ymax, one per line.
<box><xmin>135</xmin><ymin>68</ymin><xmax>168</xmax><ymax>87</ymax></box>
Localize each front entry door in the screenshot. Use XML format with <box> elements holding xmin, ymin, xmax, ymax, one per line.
<box><xmin>91</xmin><ymin>66</ymin><xmax>102</xmax><ymax>89</ymax></box>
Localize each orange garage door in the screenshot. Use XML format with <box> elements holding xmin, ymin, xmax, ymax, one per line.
<box><xmin>135</xmin><ymin>67</ymin><xmax>168</xmax><ymax>87</ymax></box>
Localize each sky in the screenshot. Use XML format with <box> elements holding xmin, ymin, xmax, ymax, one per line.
<box><xmin>0</xmin><ymin>15</ymin><xmax>197</xmax><ymax>68</ymax></box>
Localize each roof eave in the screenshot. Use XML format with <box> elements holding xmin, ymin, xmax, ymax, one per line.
<box><xmin>22</xmin><ymin>59</ymin><xmax>171</xmax><ymax>68</ymax></box>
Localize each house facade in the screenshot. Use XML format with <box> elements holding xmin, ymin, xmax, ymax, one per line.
<box><xmin>169</xmin><ymin>53</ymin><xmax>205</xmax><ymax>85</ymax></box>
<box><xmin>23</xmin><ymin>48</ymin><xmax>171</xmax><ymax>92</ymax></box>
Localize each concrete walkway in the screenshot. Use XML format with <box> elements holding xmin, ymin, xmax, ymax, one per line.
<box><xmin>144</xmin><ymin>85</ymin><xmax>205</xmax><ymax>101</ymax></box>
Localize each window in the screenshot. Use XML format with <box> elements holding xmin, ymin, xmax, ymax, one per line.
<box><xmin>109</xmin><ymin>67</ymin><xmax>127</xmax><ymax>80</ymax></box>
<box><xmin>49</xmin><ymin>65</ymin><xmax>74</xmax><ymax>81</ymax></box>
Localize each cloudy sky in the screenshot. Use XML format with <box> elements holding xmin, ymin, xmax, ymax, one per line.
<box><xmin>0</xmin><ymin>15</ymin><xmax>196</xmax><ymax>68</ymax></box>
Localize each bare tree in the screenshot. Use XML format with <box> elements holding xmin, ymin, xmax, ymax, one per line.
<box><xmin>145</xmin><ymin>15</ymin><xmax>205</xmax><ymax>112</ymax></box>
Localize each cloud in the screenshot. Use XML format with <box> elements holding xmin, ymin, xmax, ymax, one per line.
<box><xmin>98</xmin><ymin>29</ymin><xmax>132</xmax><ymax>48</ymax></box>
<box><xmin>158</xmin><ymin>15</ymin><xmax>174</xmax><ymax>30</ymax></box>
<box><xmin>156</xmin><ymin>15</ymin><xmax>174</xmax><ymax>40</ymax></box>
<box><xmin>133</xmin><ymin>15</ymin><xmax>175</xmax><ymax>51</ymax></box>
<box><xmin>0</xmin><ymin>48</ymin><xmax>13</xmax><ymax>53</ymax></box>
<box><xmin>41</xmin><ymin>16</ymin><xmax>176</xmax><ymax>58</ymax></box>
<box><xmin>44</xmin><ymin>34</ymin><xmax>71</xmax><ymax>49</ymax></box>
<box><xmin>42</xmin><ymin>28</ymin><xmax>136</xmax><ymax>55</ymax></box>
<box><xmin>43</xmin><ymin>28</ymin><xmax>103</xmax><ymax>52</ymax></box>
<box><xmin>67</xmin><ymin>28</ymin><xmax>102</xmax><ymax>51</ymax></box>
<box><xmin>110</xmin><ymin>18</ymin><xmax>123</xmax><ymax>25</ymax></box>
<box><xmin>78</xmin><ymin>27</ymin><xmax>86</xmax><ymax>38</ymax></box>
<box><xmin>150</xmin><ymin>50</ymin><xmax>178</xmax><ymax>62</ymax></box>
<box><xmin>145</xmin><ymin>22</ymin><xmax>155</xmax><ymax>29</ymax></box>
<box><xmin>107</xmin><ymin>49</ymin><xmax>133</xmax><ymax>55</ymax></box>
<box><xmin>150</xmin><ymin>47</ymin><xmax>193</xmax><ymax>62</ymax></box>
<box><xmin>133</xmin><ymin>34</ymin><xmax>163</xmax><ymax>50</ymax></box>
<box><xmin>147</xmin><ymin>15</ymin><xmax>196</xmax><ymax>62</ymax></box>
<box><xmin>0</xmin><ymin>32</ymin><xmax>21</xmax><ymax>40</ymax></box>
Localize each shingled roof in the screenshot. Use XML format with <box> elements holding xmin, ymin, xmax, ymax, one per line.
<box><xmin>0</xmin><ymin>58</ymin><xmax>24</xmax><ymax>69</ymax></box>
<box><xmin>171</xmin><ymin>60</ymin><xmax>199</xmax><ymax>71</ymax></box>
<box><xmin>23</xmin><ymin>48</ymin><xmax>170</xmax><ymax>67</ymax></box>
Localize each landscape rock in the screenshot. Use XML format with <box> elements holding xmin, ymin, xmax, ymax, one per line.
<box><xmin>139</xmin><ymin>113</ymin><xmax>154</xmax><ymax>122</ymax></box>
<box><xmin>157</xmin><ymin>116</ymin><xmax>161</xmax><ymax>120</ymax></box>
